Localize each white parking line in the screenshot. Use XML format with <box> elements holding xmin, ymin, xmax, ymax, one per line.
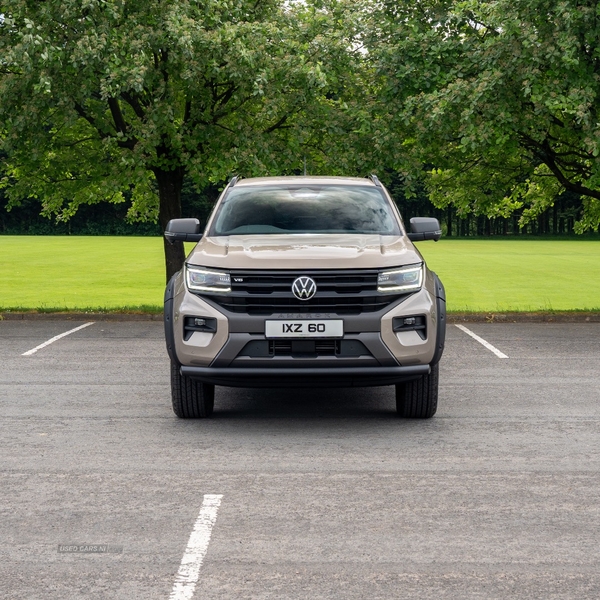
<box><xmin>21</xmin><ymin>322</ymin><xmax>95</xmax><ymax>356</ymax></box>
<box><xmin>455</xmin><ymin>324</ymin><xmax>509</xmax><ymax>359</ymax></box>
<box><xmin>169</xmin><ymin>494</ymin><xmax>223</xmax><ymax>600</ymax></box>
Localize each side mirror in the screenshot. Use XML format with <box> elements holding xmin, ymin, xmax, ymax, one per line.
<box><xmin>407</xmin><ymin>217</ymin><xmax>442</xmax><ymax>242</ymax></box>
<box><xmin>164</xmin><ymin>218</ymin><xmax>203</xmax><ymax>244</ymax></box>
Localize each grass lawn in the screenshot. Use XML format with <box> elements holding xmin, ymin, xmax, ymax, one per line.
<box><xmin>418</xmin><ymin>238</ymin><xmax>600</xmax><ymax>312</ymax></box>
<box><xmin>0</xmin><ymin>236</ymin><xmax>599</xmax><ymax>313</ymax></box>
<box><xmin>0</xmin><ymin>236</ymin><xmax>166</xmax><ymax>312</ymax></box>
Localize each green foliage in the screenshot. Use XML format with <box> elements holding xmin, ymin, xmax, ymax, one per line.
<box><xmin>369</xmin><ymin>0</ymin><xmax>600</xmax><ymax>232</ymax></box>
<box><xmin>0</xmin><ymin>194</ymin><xmax>161</xmax><ymax>235</ymax></box>
<box><xmin>0</xmin><ymin>175</ymin><xmax>221</xmax><ymax>234</ymax></box>
<box><xmin>0</xmin><ymin>0</ymin><xmax>361</xmax><ymax>277</ymax></box>
<box><xmin>4</xmin><ymin>0</ymin><xmax>600</xmax><ymax>243</ymax></box>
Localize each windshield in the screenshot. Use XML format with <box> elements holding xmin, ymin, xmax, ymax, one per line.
<box><xmin>210</xmin><ymin>184</ymin><xmax>401</xmax><ymax>236</ymax></box>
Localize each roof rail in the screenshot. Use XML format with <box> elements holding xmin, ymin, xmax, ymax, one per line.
<box><xmin>369</xmin><ymin>174</ymin><xmax>382</xmax><ymax>187</ymax></box>
<box><xmin>229</xmin><ymin>175</ymin><xmax>240</xmax><ymax>187</ymax></box>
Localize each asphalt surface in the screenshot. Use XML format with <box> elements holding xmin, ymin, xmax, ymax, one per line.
<box><xmin>1</xmin><ymin>321</ymin><xmax>599</xmax><ymax>599</ymax></box>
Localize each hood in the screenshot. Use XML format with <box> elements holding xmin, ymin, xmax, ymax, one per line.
<box><xmin>186</xmin><ymin>234</ymin><xmax>423</xmax><ymax>270</ymax></box>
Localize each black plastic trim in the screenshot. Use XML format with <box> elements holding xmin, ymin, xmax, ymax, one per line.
<box><xmin>210</xmin><ymin>332</ymin><xmax>399</xmax><ymax>368</ymax></box>
<box><xmin>216</xmin><ymin>298</ymin><xmax>406</xmax><ymax>333</ymax></box>
<box><xmin>164</xmin><ymin>218</ymin><xmax>202</xmax><ymax>244</ymax></box>
<box><xmin>164</xmin><ymin>273</ymin><xmax>178</xmax><ymax>362</ymax></box>
<box><xmin>408</xmin><ymin>217</ymin><xmax>442</xmax><ymax>242</ymax></box>
<box><xmin>236</xmin><ymin>339</ymin><xmax>370</xmax><ymax>359</ymax></box>
<box><xmin>407</xmin><ymin>231</ymin><xmax>442</xmax><ymax>242</ymax></box>
<box><xmin>431</xmin><ymin>273</ymin><xmax>446</xmax><ymax>366</ymax></box>
<box><xmin>392</xmin><ymin>315</ymin><xmax>426</xmax><ymax>334</ymax></box>
<box><xmin>229</xmin><ymin>354</ymin><xmax>380</xmax><ymax>370</ymax></box>
<box><xmin>433</xmin><ymin>273</ymin><xmax>446</xmax><ymax>302</ymax></box>
<box><xmin>180</xmin><ymin>364</ymin><xmax>430</xmax><ymax>388</ymax></box>
<box><xmin>165</xmin><ymin>231</ymin><xmax>203</xmax><ymax>243</ymax></box>
<box><xmin>183</xmin><ymin>316</ymin><xmax>217</xmax><ymax>341</ymax></box>
<box><xmin>195</xmin><ymin>269</ymin><xmax>411</xmax><ymax>317</ymax></box>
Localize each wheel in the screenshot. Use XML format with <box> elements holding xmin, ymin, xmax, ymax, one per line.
<box><xmin>170</xmin><ymin>360</ymin><xmax>215</xmax><ymax>418</ymax></box>
<box><xmin>396</xmin><ymin>363</ymin><xmax>439</xmax><ymax>419</ymax></box>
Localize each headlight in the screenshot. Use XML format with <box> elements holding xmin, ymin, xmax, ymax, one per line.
<box><xmin>377</xmin><ymin>264</ymin><xmax>423</xmax><ymax>293</ymax></box>
<box><xmin>185</xmin><ymin>265</ymin><xmax>231</xmax><ymax>293</ymax></box>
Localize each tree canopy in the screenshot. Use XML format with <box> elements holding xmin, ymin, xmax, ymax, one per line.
<box><xmin>368</xmin><ymin>0</ymin><xmax>600</xmax><ymax>232</ymax></box>
<box><xmin>1</xmin><ymin>0</ymin><xmax>599</xmax><ymax>280</ymax></box>
<box><xmin>0</xmin><ymin>0</ymin><xmax>359</xmax><ymax>278</ymax></box>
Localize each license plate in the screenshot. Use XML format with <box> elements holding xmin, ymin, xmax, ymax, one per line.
<box><xmin>265</xmin><ymin>320</ymin><xmax>343</xmax><ymax>338</ymax></box>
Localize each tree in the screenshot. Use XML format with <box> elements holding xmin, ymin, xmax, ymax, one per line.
<box><xmin>368</xmin><ymin>0</ymin><xmax>600</xmax><ymax>232</ymax></box>
<box><xmin>0</xmin><ymin>0</ymin><xmax>353</xmax><ymax>279</ymax></box>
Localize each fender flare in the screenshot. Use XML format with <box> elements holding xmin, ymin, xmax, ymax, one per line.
<box><xmin>431</xmin><ymin>272</ymin><xmax>446</xmax><ymax>366</ymax></box>
<box><xmin>164</xmin><ymin>273</ymin><xmax>178</xmax><ymax>363</ymax></box>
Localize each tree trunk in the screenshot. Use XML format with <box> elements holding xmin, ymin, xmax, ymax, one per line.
<box><xmin>155</xmin><ymin>167</ymin><xmax>186</xmax><ymax>282</ymax></box>
<box><xmin>446</xmin><ymin>206</ymin><xmax>453</xmax><ymax>237</ymax></box>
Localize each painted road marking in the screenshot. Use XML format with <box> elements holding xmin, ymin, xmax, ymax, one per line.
<box><xmin>455</xmin><ymin>324</ymin><xmax>509</xmax><ymax>359</ymax></box>
<box><xmin>169</xmin><ymin>494</ymin><xmax>223</xmax><ymax>600</ymax></box>
<box><xmin>21</xmin><ymin>322</ymin><xmax>95</xmax><ymax>356</ymax></box>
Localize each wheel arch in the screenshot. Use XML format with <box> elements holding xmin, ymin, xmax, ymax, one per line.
<box><xmin>430</xmin><ymin>272</ymin><xmax>446</xmax><ymax>366</ymax></box>
<box><xmin>164</xmin><ymin>273</ymin><xmax>179</xmax><ymax>363</ymax></box>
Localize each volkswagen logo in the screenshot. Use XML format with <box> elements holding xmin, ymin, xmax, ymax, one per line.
<box><xmin>292</xmin><ymin>276</ymin><xmax>317</xmax><ymax>301</ymax></box>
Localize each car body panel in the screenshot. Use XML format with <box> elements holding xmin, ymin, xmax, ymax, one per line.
<box><xmin>186</xmin><ymin>233</ymin><xmax>423</xmax><ymax>271</ymax></box>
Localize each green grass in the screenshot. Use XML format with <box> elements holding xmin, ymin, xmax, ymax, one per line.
<box><xmin>418</xmin><ymin>238</ymin><xmax>600</xmax><ymax>312</ymax></box>
<box><xmin>0</xmin><ymin>236</ymin><xmax>599</xmax><ymax>313</ymax></box>
<box><xmin>0</xmin><ymin>236</ymin><xmax>166</xmax><ymax>312</ymax></box>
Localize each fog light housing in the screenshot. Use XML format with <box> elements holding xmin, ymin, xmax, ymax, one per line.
<box><xmin>184</xmin><ymin>316</ymin><xmax>217</xmax><ymax>341</ymax></box>
<box><xmin>392</xmin><ymin>315</ymin><xmax>426</xmax><ymax>340</ymax></box>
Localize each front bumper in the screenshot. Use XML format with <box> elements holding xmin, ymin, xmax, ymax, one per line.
<box><xmin>167</xmin><ymin>267</ymin><xmax>442</xmax><ymax>372</ymax></box>
<box><xmin>181</xmin><ymin>364</ymin><xmax>430</xmax><ymax>388</ymax></box>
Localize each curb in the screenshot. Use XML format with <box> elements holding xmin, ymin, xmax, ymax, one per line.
<box><xmin>2</xmin><ymin>312</ymin><xmax>600</xmax><ymax>323</ymax></box>
<box><xmin>448</xmin><ymin>312</ymin><xmax>600</xmax><ymax>323</ymax></box>
<box><xmin>0</xmin><ymin>312</ymin><xmax>163</xmax><ymax>321</ymax></box>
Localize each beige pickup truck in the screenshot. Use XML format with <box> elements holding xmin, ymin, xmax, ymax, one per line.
<box><xmin>164</xmin><ymin>176</ymin><xmax>445</xmax><ymax>419</ymax></box>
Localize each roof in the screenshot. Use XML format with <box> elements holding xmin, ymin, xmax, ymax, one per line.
<box><xmin>235</xmin><ymin>176</ymin><xmax>377</xmax><ymax>187</ymax></box>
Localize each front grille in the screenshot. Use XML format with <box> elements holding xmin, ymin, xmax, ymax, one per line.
<box><xmin>237</xmin><ymin>339</ymin><xmax>371</xmax><ymax>358</ymax></box>
<box><xmin>198</xmin><ymin>269</ymin><xmax>404</xmax><ymax>315</ymax></box>
<box><xmin>271</xmin><ymin>340</ymin><xmax>338</xmax><ymax>356</ymax></box>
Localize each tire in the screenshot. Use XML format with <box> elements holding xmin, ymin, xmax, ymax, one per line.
<box><xmin>170</xmin><ymin>360</ymin><xmax>215</xmax><ymax>418</ymax></box>
<box><xmin>395</xmin><ymin>363</ymin><xmax>439</xmax><ymax>419</ymax></box>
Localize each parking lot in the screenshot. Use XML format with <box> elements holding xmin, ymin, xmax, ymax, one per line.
<box><xmin>1</xmin><ymin>319</ymin><xmax>599</xmax><ymax>599</ymax></box>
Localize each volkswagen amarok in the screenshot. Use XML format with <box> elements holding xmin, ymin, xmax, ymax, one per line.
<box><xmin>164</xmin><ymin>176</ymin><xmax>446</xmax><ymax>418</ymax></box>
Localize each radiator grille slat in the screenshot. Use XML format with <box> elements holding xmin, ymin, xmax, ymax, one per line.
<box><xmin>197</xmin><ymin>269</ymin><xmax>404</xmax><ymax>315</ymax></box>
